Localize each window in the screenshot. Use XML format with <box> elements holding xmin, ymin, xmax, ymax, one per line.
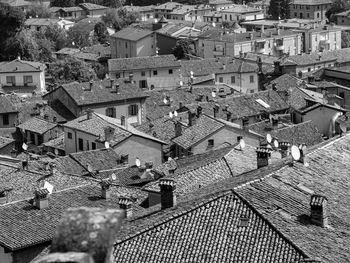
<box><xmin>328</xmin><ymin>64</ymin><xmax>332</xmax><ymax>67</ymax></box>
<box><xmin>92</xmin><ymin>142</ymin><xmax>96</xmax><ymax>150</ymax></box>
<box><xmin>121</xmin><ymin>154</ymin><xmax>129</xmax><ymax>164</ymax></box>
<box><xmin>139</xmin><ymin>80</ymin><xmax>147</xmax><ymax>89</ymax></box>
<box><xmin>231</xmin><ymin>76</ymin><xmax>235</xmax><ymax>83</ymax></box>
<box><xmin>128</xmin><ymin>104</ymin><xmax>139</xmax><ymax>116</ymax></box>
<box><xmin>23</xmin><ymin>76</ymin><xmax>33</xmax><ymax>85</ymax></box>
<box><xmin>250</xmin><ymin>75</ymin><xmax>254</xmax><ymax>83</ymax></box>
<box><xmin>30</xmin><ymin>133</ymin><xmax>35</xmax><ymax>144</ymax></box>
<box><xmin>168</xmin><ymin>69</ymin><xmax>173</xmax><ymax>74</ymax></box>
<box><xmin>6</xmin><ymin>76</ymin><xmax>15</xmax><ymax>85</ymax></box>
<box><xmin>2</xmin><ymin>114</ymin><xmax>9</xmax><ymax>125</ymax></box>
<box><xmin>317</xmin><ymin>13</ymin><xmax>320</xmax><ymax>18</ymax></box>
<box><xmin>307</xmin><ymin>13</ymin><xmax>309</xmax><ymax>18</ymax></box>
<box><xmin>308</xmin><ymin>68</ymin><xmax>311</xmax><ymax>72</ymax></box>
<box><xmin>294</xmin><ymin>12</ymin><xmax>297</xmax><ymax>17</ymax></box>
<box><xmin>237</xmin><ymin>136</ymin><xmax>243</xmax><ymax>142</ymax></box>
<box><xmin>37</xmin><ymin>135</ymin><xmax>43</xmax><ymax>145</ymax></box>
<box><xmin>306</xmin><ymin>5</ymin><xmax>310</xmax><ymax>10</ymax></box>
<box><xmin>153</xmin><ymin>70</ymin><xmax>158</xmax><ymax>75</ymax></box>
<box><xmin>86</xmin><ymin>140</ymin><xmax>89</xmax><ymax>151</ymax></box>
<box><xmin>339</xmin><ymin>92</ymin><xmax>345</xmax><ymax>98</ymax></box>
<box><xmin>78</xmin><ymin>138</ymin><xmax>84</xmax><ymax>151</ymax></box>
<box><xmin>106</xmin><ymin>107</ymin><xmax>116</xmax><ymax>118</ymax></box>
<box><xmin>218</xmin><ymin>77</ymin><xmax>223</xmax><ymax>83</ymax></box>
<box><xmin>67</xmin><ymin>132</ymin><xmax>72</xmax><ymax>139</ymax></box>
<box><xmin>141</xmin><ymin>71</ymin><xmax>145</xmax><ymax>76</ymax></box>
<box><xmin>125</xmin><ymin>42</ymin><xmax>128</xmax><ymax>48</ymax></box>
<box><xmin>208</xmin><ymin>139</ymin><xmax>214</xmax><ymax>148</ymax></box>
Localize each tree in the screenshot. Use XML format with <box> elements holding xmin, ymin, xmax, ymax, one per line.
<box><xmin>268</xmin><ymin>0</ymin><xmax>290</xmax><ymax>20</ymax></box>
<box><xmin>5</xmin><ymin>30</ymin><xmax>40</xmax><ymax>61</ymax></box>
<box><xmin>50</xmin><ymin>0</ymin><xmax>75</xmax><ymax>7</ymax></box>
<box><xmin>67</xmin><ymin>24</ymin><xmax>96</xmax><ymax>48</ymax></box>
<box><xmin>326</xmin><ymin>0</ymin><xmax>350</xmax><ymax>22</ymax></box>
<box><xmin>26</xmin><ymin>2</ymin><xmax>52</xmax><ymax>18</ymax></box>
<box><xmin>172</xmin><ymin>39</ymin><xmax>192</xmax><ymax>59</ymax></box>
<box><xmin>94</xmin><ymin>22</ymin><xmax>108</xmax><ymax>44</ymax></box>
<box><xmin>341</xmin><ymin>31</ymin><xmax>350</xmax><ymax>48</ymax></box>
<box><xmin>101</xmin><ymin>8</ymin><xmax>139</xmax><ymax>30</ymax></box>
<box><xmin>40</xmin><ymin>24</ymin><xmax>68</xmax><ymax>51</ymax></box>
<box><xmin>0</xmin><ymin>3</ymin><xmax>25</xmax><ymax>60</ymax></box>
<box><xmin>48</xmin><ymin>57</ymin><xmax>97</xmax><ymax>84</ymax></box>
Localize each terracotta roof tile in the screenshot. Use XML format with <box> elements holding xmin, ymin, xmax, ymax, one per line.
<box><xmin>111</xmin><ymin>27</ymin><xmax>154</xmax><ymax>41</ymax></box>
<box><xmin>17</xmin><ymin>117</ymin><xmax>58</xmax><ymax>135</ymax></box>
<box><xmin>0</xmin><ymin>95</ymin><xmax>17</xmax><ymax>114</ymax></box>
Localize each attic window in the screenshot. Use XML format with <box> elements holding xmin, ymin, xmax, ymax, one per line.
<box><xmin>238</xmin><ymin>217</ymin><xmax>249</xmax><ymax>227</ymax></box>
<box><xmin>255</xmin><ymin>99</ymin><xmax>270</xmax><ymax>108</ymax></box>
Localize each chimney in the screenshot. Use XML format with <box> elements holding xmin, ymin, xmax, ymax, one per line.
<box><xmin>196</xmin><ymin>106</ymin><xmax>202</xmax><ymax>117</ymax></box>
<box><xmin>34</xmin><ymin>188</ymin><xmax>49</xmax><ymax>209</ymax></box>
<box><xmin>86</xmin><ymin>108</ymin><xmax>93</xmax><ymax>120</ymax></box>
<box><xmin>213</xmin><ymin>104</ymin><xmax>219</xmax><ymax>118</ymax></box>
<box><xmin>261</xmin><ymin>25</ymin><xmax>264</xmax><ymax>33</ymax></box>
<box><xmin>226</xmin><ymin>111</ymin><xmax>232</xmax><ymax>121</ymax></box>
<box><xmin>115</xmin><ymin>83</ymin><xmax>119</xmax><ymax>94</ymax></box>
<box><xmin>118</xmin><ymin>197</ymin><xmax>133</xmax><ymax>218</ymax></box>
<box><xmin>129</xmin><ymin>73</ymin><xmax>134</xmax><ymax>83</ymax></box>
<box><xmin>276</xmin><ymin>28</ymin><xmax>280</xmax><ymax>35</ymax></box>
<box><xmin>159</xmin><ymin>179</ymin><xmax>176</xmax><ymax>209</ymax></box>
<box><xmin>271</xmin><ymin>116</ymin><xmax>279</xmax><ymax>127</ymax></box>
<box><xmin>249</xmin><ymin>32</ymin><xmax>253</xmax><ymax>40</ymax></box>
<box><xmin>310</xmin><ymin>194</ymin><xmax>328</xmax><ymax>227</ymax></box>
<box><xmin>256</xmin><ymin>147</ymin><xmax>271</xmax><ymax>168</ymax></box>
<box><xmin>269</xmin><ymin>31</ymin><xmax>272</xmax><ymax>37</ymax></box>
<box><xmin>279</xmin><ymin>141</ymin><xmax>291</xmax><ymax>158</ymax></box>
<box><xmin>100</xmin><ymin>179</ymin><xmax>112</xmax><ymax>200</ymax></box>
<box><xmin>174</xmin><ymin>121</ymin><xmax>182</xmax><ymax>137</ymax></box>
<box><xmin>87</xmin><ymin>80</ymin><xmax>93</xmax><ymax>91</ymax></box>
<box><xmin>179</xmin><ymin>101</ymin><xmax>183</xmax><ymax>109</ymax></box>
<box><xmin>104</xmin><ymin>126</ymin><xmax>115</xmax><ymax>142</ymax></box>
<box><xmin>298</xmin><ymin>144</ymin><xmax>307</xmax><ymax>164</ymax></box>
<box><xmin>257</xmin><ymin>56</ymin><xmax>262</xmax><ymax>73</ymax></box>
<box><xmin>188</xmin><ymin>110</ymin><xmax>196</xmax><ymax>126</ymax></box>
<box><xmin>145</xmin><ymin>161</ymin><xmax>153</xmax><ymax>169</ymax></box>
<box><xmin>109</xmin><ymin>78</ymin><xmax>114</xmax><ymax>88</ymax></box>
<box><xmin>307</xmin><ymin>75</ymin><xmax>315</xmax><ymax>83</ymax></box>
<box><xmin>120</xmin><ymin>116</ymin><xmax>125</xmax><ymax>126</ymax></box>
<box><xmin>274</xmin><ymin>61</ymin><xmax>281</xmax><ymax>74</ymax></box>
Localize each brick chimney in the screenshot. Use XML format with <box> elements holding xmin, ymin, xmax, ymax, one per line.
<box><xmin>310</xmin><ymin>194</ymin><xmax>328</xmax><ymax>227</ymax></box>
<box><xmin>109</xmin><ymin>78</ymin><xmax>114</xmax><ymax>88</ymax></box>
<box><xmin>196</xmin><ymin>106</ymin><xmax>202</xmax><ymax>117</ymax></box>
<box><xmin>226</xmin><ymin>111</ymin><xmax>232</xmax><ymax>121</ymax></box>
<box><xmin>86</xmin><ymin>108</ymin><xmax>93</xmax><ymax>120</ymax></box>
<box><xmin>256</xmin><ymin>147</ymin><xmax>271</xmax><ymax>168</ymax></box>
<box><xmin>104</xmin><ymin>126</ymin><xmax>115</xmax><ymax>142</ymax></box>
<box><xmin>279</xmin><ymin>141</ymin><xmax>291</xmax><ymax>158</ymax></box>
<box><xmin>298</xmin><ymin>144</ymin><xmax>307</xmax><ymax>164</ymax></box>
<box><xmin>188</xmin><ymin>110</ymin><xmax>196</xmax><ymax>126</ymax></box>
<box><xmin>213</xmin><ymin>104</ymin><xmax>219</xmax><ymax>118</ymax></box>
<box><xmin>115</xmin><ymin>83</ymin><xmax>119</xmax><ymax>94</ymax></box>
<box><xmin>100</xmin><ymin>179</ymin><xmax>112</xmax><ymax>200</ymax></box>
<box><xmin>34</xmin><ymin>188</ymin><xmax>50</xmax><ymax>209</ymax></box>
<box><xmin>118</xmin><ymin>197</ymin><xmax>133</xmax><ymax>218</ymax></box>
<box><xmin>129</xmin><ymin>73</ymin><xmax>134</xmax><ymax>83</ymax></box>
<box><xmin>120</xmin><ymin>116</ymin><xmax>125</xmax><ymax>126</ymax></box>
<box><xmin>87</xmin><ymin>80</ymin><xmax>93</xmax><ymax>91</ymax></box>
<box><xmin>159</xmin><ymin>179</ymin><xmax>176</xmax><ymax>209</ymax></box>
<box><xmin>174</xmin><ymin>121</ymin><xmax>182</xmax><ymax>137</ymax></box>
<box><xmin>274</xmin><ymin>61</ymin><xmax>281</xmax><ymax>74</ymax></box>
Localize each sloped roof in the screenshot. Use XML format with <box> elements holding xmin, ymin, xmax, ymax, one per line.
<box><xmin>24</xmin><ymin>18</ymin><xmax>59</xmax><ymax>27</ymax></box>
<box><xmin>113</xmin><ymin>190</ymin><xmax>307</xmax><ymax>263</ymax></box>
<box><xmin>59</xmin><ymin>6</ymin><xmax>83</xmax><ymax>12</ymax></box>
<box><xmin>42</xmin><ymin>134</ymin><xmax>64</xmax><ymax>150</ymax></box>
<box><xmin>292</xmin><ymin>0</ymin><xmax>332</xmax><ymax>5</ymax></box>
<box><xmin>108</xmin><ymin>55</ymin><xmax>180</xmax><ymax>72</ymax></box>
<box><xmin>0</xmin><ymin>184</ymin><xmax>147</xmax><ymax>251</ymax></box>
<box><xmin>0</xmin><ymin>59</ymin><xmax>44</xmax><ymax>73</ymax></box>
<box><xmin>0</xmin><ymin>96</ymin><xmax>17</xmax><ymax>114</ymax></box>
<box><xmin>111</xmin><ymin>27</ymin><xmax>154</xmax><ymax>41</ymax></box>
<box><xmin>172</xmin><ymin>114</ymin><xmax>225</xmax><ymax>149</ymax></box>
<box><xmin>79</xmin><ymin>2</ymin><xmax>107</xmax><ymax>10</ymax></box>
<box><xmin>47</xmin><ymin>79</ymin><xmax>148</xmax><ymax>106</ymax></box>
<box><xmin>0</xmin><ymin>136</ymin><xmax>14</xmax><ymax>149</ymax></box>
<box><xmin>17</xmin><ymin>117</ymin><xmax>58</xmax><ymax>135</ymax></box>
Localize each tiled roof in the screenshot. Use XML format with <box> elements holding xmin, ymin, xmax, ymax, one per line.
<box><xmin>334</xmin><ymin>10</ymin><xmax>350</xmax><ymax>17</ymax></box>
<box><xmin>292</xmin><ymin>0</ymin><xmax>332</xmax><ymax>5</ymax></box>
<box><xmin>114</xmin><ymin>190</ymin><xmax>307</xmax><ymax>263</ymax></box>
<box><xmin>297</xmin><ymin>103</ymin><xmax>346</xmax><ymax>114</ymax></box>
<box><xmin>24</xmin><ymin>18</ymin><xmax>59</xmax><ymax>27</ymax></box>
<box><xmin>111</xmin><ymin>27</ymin><xmax>153</xmax><ymax>41</ymax></box>
<box><xmin>172</xmin><ymin>114</ymin><xmax>225</xmax><ymax>149</ymax></box>
<box><xmin>0</xmin><ymin>95</ymin><xmax>18</xmax><ymax>114</ymax></box>
<box><xmin>83</xmin><ymin>44</ymin><xmax>111</xmax><ymax>58</ymax></box>
<box><xmin>42</xmin><ymin>134</ymin><xmax>64</xmax><ymax>150</ymax></box>
<box><xmin>69</xmin><ymin>148</ymin><xmax>123</xmax><ymax>172</ymax></box>
<box><xmin>0</xmin><ymin>184</ymin><xmax>147</xmax><ymax>251</ymax></box>
<box><xmin>108</xmin><ymin>55</ymin><xmax>180</xmax><ymax>72</ymax></box>
<box><xmin>221</xmin><ymin>4</ymin><xmax>262</xmax><ymax>13</ymax></box>
<box><xmin>0</xmin><ymin>136</ymin><xmax>14</xmax><ymax>149</ymax></box>
<box><xmin>59</xmin><ymin>6</ymin><xmax>83</xmax><ymax>12</ymax></box>
<box><xmin>154</xmin><ymin>1</ymin><xmax>182</xmax><ymax>10</ymax></box>
<box><xmin>17</xmin><ymin>117</ymin><xmax>58</xmax><ymax>135</ymax></box>
<box><xmin>50</xmin><ymin>79</ymin><xmax>148</xmax><ymax>106</ymax></box>
<box><xmin>79</xmin><ymin>2</ymin><xmax>107</xmax><ymax>10</ymax></box>
<box><xmin>0</xmin><ymin>59</ymin><xmax>44</xmax><ymax>73</ymax></box>
<box><xmin>124</xmin><ymin>5</ymin><xmax>155</xmax><ymax>12</ymax></box>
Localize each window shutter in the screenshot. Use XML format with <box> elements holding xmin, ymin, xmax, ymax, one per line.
<box><xmin>113</xmin><ymin>108</ymin><xmax>116</xmax><ymax>118</ymax></box>
<box><xmin>135</xmin><ymin>104</ymin><xmax>139</xmax><ymax>114</ymax></box>
<box><xmin>128</xmin><ymin>105</ymin><xmax>132</xmax><ymax>115</ymax></box>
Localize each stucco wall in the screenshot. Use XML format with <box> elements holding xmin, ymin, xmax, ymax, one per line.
<box><xmin>0</xmin><ymin>113</ymin><xmax>17</xmax><ymax>128</ymax></box>
<box><xmin>0</xmin><ymin>70</ymin><xmax>44</xmax><ymax>94</ymax></box>
<box><xmin>64</xmin><ymin>127</ymin><xmax>102</xmax><ymax>154</ymax></box>
<box><xmin>216</xmin><ymin>72</ymin><xmax>258</xmax><ymax>93</ymax></box>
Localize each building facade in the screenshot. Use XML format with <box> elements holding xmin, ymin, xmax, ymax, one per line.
<box><xmin>289</xmin><ymin>0</ymin><xmax>332</xmax><ymax>20</ymax></box>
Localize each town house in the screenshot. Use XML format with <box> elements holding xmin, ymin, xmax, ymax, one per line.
<box><xmin>289</xmin><ymin>0</ymin><xmax>332</xmax><ymax>20</ymax></box>
<box><xmin>0</xmin><ymin>96</ymin><xmax>18</xmax><ymax>128</ymax></box>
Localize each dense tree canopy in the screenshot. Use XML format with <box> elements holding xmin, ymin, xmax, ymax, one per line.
<box><xmin>326</xmin><ymin>0</ymin><xmax>350</xmax><ymax>22</ymax></box>
<box><xmin>26</xmin><ymin>2</ymin><xmax>52</xmax><ymax>18</ymax></box>
<box><xmin>94</xmin><ymin>22</ymin><xmax>109</xmax><ymax>44</ymax></box>
<box><xmin>172</xmin><ymin>39</ymin><xmax>193</xmax><ymax>59</ymax></box>
<box><xmin>101</xmin><ymin>8</ymin><xmax>139</xmax><ymax>30</ymax></box>
<box><xmin>268</xmin><ymin>0</ymin><xmax>290</xmax><ymax>20</ymax></box>
<box><xmin>50</xmin><ymin>0</ymin><xmax>75</xmax><ymax>7</ymax></box>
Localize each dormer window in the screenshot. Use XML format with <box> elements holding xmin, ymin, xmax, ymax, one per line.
<box><xmin>208</xmin><ymin>139</ymin><xmax>214</xmax><ymax>148</ymax></box>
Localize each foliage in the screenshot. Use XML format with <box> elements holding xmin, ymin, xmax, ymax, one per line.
<box><xmin>67</xmin><ymin>23</ymin><xmax>97</xmax><ymax>48</ymax></box>
<box><xmin>92</xmin><ymin>62</ymin><xmax>108</xmax><ymax>79</ymax></box>
<box><xmin>268</xmin><ymin>0</ymin><xmax>290</xmax><ymax>20</ymax></box>
<box><xmin>48</xmin><ymin>57</ymin><xmax>97</xmax><ymax>84</ymax></box>
<box><xmin>26</xmin><ymin>2</ymin><xmax>52</xmax><ymax>18</ymax></box>
<box><xmin>0</xmin><ymin>3</ymin><xmax>25</xmax><ymax>60</ymax></box>
<box><xmin>341</xmin><ymin>31</ymin><xmax>350</xmax><ymax>48</ymax></box>
<box><xmin>38</xmin><ymin>24</ymin><xmax>69</xmax><ymax>51</ymax></box>
<box><xmin>172</xmin><ymin>39</ymin><xmax>192</xmax><ymax>59</ymax></box>
<box><xmin>94</xmin><ymin>22</ymin><xmax>109</xmax><ymax>44</ymax></box>
<box><xmin>101</xmin><ymin>8</ymin><xmax>139</xmax><ymax>30</ymax></box>
<box><xmin>50</xmin><ymin>0</ymin><xmax>75</xmax><ymax>7</ymax></box>
<box><xmin>326</xmin><ymin>0</ymin><xmax>350</xmax><ymax>22</ymax></box>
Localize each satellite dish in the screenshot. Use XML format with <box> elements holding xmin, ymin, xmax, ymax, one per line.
<box><xmin>266</xmin><ymin>133</ymin><xmax>272</xmax><ymax>143</ymax></box>
<box><xmin>104</xmin><ymin>141</ymin><xmax>110</xmax><ymax>149</ymax></box>
<box><xmin>211</xmin><ymin>91</ymin><xmax>216</xmax><ymax>98</ymax></box>
<box><xmin>212</xmin><ymin>22</ymin><xmax>216</xmax><ymax>27</ymax></box>
<box><xmin>239</xmin><ymin>139</ymin><xmax>246</xmax><ymax>149</ymax></box>
<box><xmin>179</xmin><ymin>80</ymin><xmax>183</xmax><ymax>86</ymax></box>
<box><xmin>43</xmin><ymin>181</ymin><xmax>54</xmax><ymax>194</ymax></box>
<box><xmin>22</xmin><ymin>143</ymin><xmax>28</xmax><ymax>151</ymax></box>
<box><xmin>110</xmin><ymin>173</ymin><xmax>117</xmax><ymax>181</ymax></box>
<box><xmin>54</xmin><ymin>148</ymin><xmax>59</xmax><ymax>156</ymax></box>
<box><xmin>168</xmin><ymin>156</ymin><xmax>173</xmax><ymax>162</ymax></box>
<box><xmin>87</xmin><ymin>164</ymin><xmax>93</xmax><ymax>173</ymax></box>
<box><xmin>135</xmin><ymin>157</ymin><xmax>141</xmax><ymax>167</ymax></box>
<box><xmin>169</xmin><ymin>112</ymin><xmax>174</xmax><ymax>118</ymax></box>
<box><xmin>163</xmin><ymin>98</ymin><xmax>168</xmax><ymax>104</ymax></box>
<box><xmin>174</xmin><ymin>110</ymin><xmax>178</xmax><ymax>117</ymax></box>
<box><xmin>273</xmin><ymin>139</ymin><xmax>279</xmax><ymax>148</ymax></box>
<box><xmin>340</xmin><ymin>122</ymin><xmax>347</xmax><ymax>133</ymax></box>
<box><xmin>190</xmin><ymin>71</ymin><xmax>194</xmax><ymax>77</ymax></box>
<box><xmin>291</xmin><ymin>145</ymin><xmax>301</xmax><ymax>161</ymax></box>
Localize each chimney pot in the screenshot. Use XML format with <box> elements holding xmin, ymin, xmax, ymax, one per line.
<box><xmin>188</xmin><ymin>110</ymin><xmax>196</xmax><ymax>126</ymax></box>
<box><xmin>86</xmin><ymin>109</ymin><xmax>93</xmax><ymax>120</ymax></box>
<box><xmin>256</xmin><ymin>147</ymin><xmax>271</xmax><ymax>168</ymax></box>
<box><xmin>118</xmin><ymin>197</ymin><xmax>133</xmax><ymax>218</ymax></box>
<box><xmin>120</xmin><ymin>116</ymin><xmax>125</xmax><ymax>126</ymax></box>
<box><xmin>34</xmin><ymin>188</ymin><xmax>50</xmax><ymax>209</ymax></box>
<box><xmin>310</xmin><ymin>194</ymin><xmax>328</xmax><ymax>227</ymax></box>
<box><xmin>174</xmin><ymin>121</ymin><xmax>182</xmax><ymax>137</ymax></box>
<box><xmin>159</xmin><ymin>179</ymin><xmax>176</xmax><ymax>209</ymax></box>
<box><xmin>104</xmin><ymin>126</ymin><xmax>115</xmax><ymax>142</ymax></box>
<box><xmin>100</xmin><ymin>179</ymin><xmax>112</xmax><ymax>200</ymax></box>
<box><xmin>196</xmin><ymin>106</ymin><xmax>202</xmax><ymax>117</ymax></box>
<box><xmin>279</xmin><ymin>141</ymin><xmax>291</xmax><ymax>158</ymax></box>
<box><xmin>88</xmin><ymin>80</ymin><xmax>93</xmax><ymax>91</ymax></box>
<box><xmin>110</xmin><ymin>78</ymin><xmax>114</xmax><ymax>88</ymax></box>
<box><xmin>226</xmin><ymin>111</ymin><xmax>232</xmax><ymax>121</ymax></box>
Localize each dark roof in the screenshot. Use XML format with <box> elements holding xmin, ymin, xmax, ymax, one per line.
<box><xmin>108</xmin><ymin>55</ymin><xmax>180</xmax><ymax>72</ymax></box>
<box><xmin>0</xmin><ymin>96</ymin><xmax>17</xmax><ymax>114</ymax></box>
<box><xmin>45</xmin><ymin>79</ymin><xmax>148</xmax><ymax>106</ymax></box>
<box><xmin>0</xmin><ymin>136</ymin><xmax>14</xmax><ymax>149</ymax></box>
<box><xmin>17</xmin><ymin>117</ymin><xmax>58</xmax><ymax>135</ymax></box>
<box><xmin>42</xmin><ymin>134</ymin><xmax>64</xmax><ymax>150</ymax></box>
<box><xmin>172</xmin><ymin>114</ymin><xmax>225</xmax><ymax>149</ymax></box>
<box><xmin>111</xmin><ymin>27</ymin><xmax>154</xmax><ymax>41</ymax></box>
<box><xmin>113</xmin><ymin>190</ymin><xmax>307</xmax><ymax>263</ymax></box>
<box><xmin>0</xmin><ymin>59</ymin><xmax>44</xmax><ymax>73</ymax></box>
<box><xmin>0</xmin><ymin>184</ymin><xmax>146</xmax><ymax>251</ymax></box>
<box><xmin>79</xmin><ymin>2</ymin><xmax>107</xmax><ymax>10</ymax></box>
<box><xmin>297</xmin><ymin>103</ymin><xmax>346</xmax><ymax>114</ymax></box>
<box><xmin>83</xmin><ymin>44</ymin><xmax>111</xmax><ymax>58</ymax></box>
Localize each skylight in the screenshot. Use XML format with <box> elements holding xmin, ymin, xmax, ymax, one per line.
<box><xmin>255</xmin><ymin>99</ymin><xmax>270</xmax><ymax>108</ymax></box>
